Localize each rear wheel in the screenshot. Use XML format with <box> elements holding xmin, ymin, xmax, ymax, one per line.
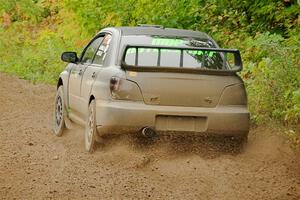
<box><xmin>53</xmin><ymin>86</ymin><xmax>65</xmax><ymax>136</ymax></box>
<box><xmin>85</xmin><ymin>99</ymin><xmax>97</xmax><ymax>153</ymax></box>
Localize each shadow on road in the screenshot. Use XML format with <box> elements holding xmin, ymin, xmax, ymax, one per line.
<box><xmin>98</xmin><ymin>133</ymin><xmax>247</xmax><ymax>159</ymax></box>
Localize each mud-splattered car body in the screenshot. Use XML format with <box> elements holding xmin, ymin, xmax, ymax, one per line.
<box><xmin>53</xmin><ymin>26</ymin><xmax>250</xmax><ymax>152</ymax></box>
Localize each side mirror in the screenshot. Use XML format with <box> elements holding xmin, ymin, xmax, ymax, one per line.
<box><xmin>61</xmin><ymin>52</ymin><xmax>79</xmax><ymax>63</ymax></box>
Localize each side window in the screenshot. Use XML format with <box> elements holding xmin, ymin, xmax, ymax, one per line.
<box><xmin>93</xmin><ymin>34</ymin><xmax>112</xmax><ymax>65</ymax></box>
<box><xmin>81</xmin><ymin>36</ymin><xmax>104</xmax><ymax>64</ymax></box>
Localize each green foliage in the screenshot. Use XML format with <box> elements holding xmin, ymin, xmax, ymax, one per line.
<box><xmin>0</xmin><ymin>0</ymin><xmax>50</xmax><ymax>23</ymax></box>
<box><xmin>0</xmin><ymin>0</ymin><xmax>83</xmax><ymax>84</ymax></box>
<box><xmin>240</xmin><ymin>33</ymin><xmax>300</xmax><ymax>124</ymax></box>
<box><xmin>0</xmin><ymin>0</ymin><xmax>299</xmax><ymax>124</ymax></box>
<box><xmin>0</xmin><ymin>24</ymin><xmax>65</xmax><ymax>84</ymax></box>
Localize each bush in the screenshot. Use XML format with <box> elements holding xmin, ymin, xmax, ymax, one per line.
<box><xmin>240</xmin><ymin>33</ymin><xmax>300</xmax><ymax>124</ymax></box>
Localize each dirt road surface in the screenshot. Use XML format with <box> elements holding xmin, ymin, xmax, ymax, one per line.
<box><xmin>0</xmin><ymin>73</ymin><xmax>299</xmax><ymax>200</ymax></box>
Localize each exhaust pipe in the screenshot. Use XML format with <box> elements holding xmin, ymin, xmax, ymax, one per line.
<box><xmin>141</xmin><ymin>127</ymin><xmax>157</xmax><ymax>138</ymax></box>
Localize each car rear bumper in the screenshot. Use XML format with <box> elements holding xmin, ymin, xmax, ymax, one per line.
<box><xmin>95</xmin><ymin>100</ymin><xmax>250</xmax><ymax>136</ymax></box>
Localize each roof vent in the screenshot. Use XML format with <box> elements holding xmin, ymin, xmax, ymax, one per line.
<box><xmin>137</xmin><ymin>24</ymin><xmax>164</xmax><ymax>29</ymax></box>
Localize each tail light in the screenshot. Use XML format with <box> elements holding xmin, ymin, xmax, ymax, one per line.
<box><xmin>110</xmin><ymin>77</ymin><xmax>121</xmax><ymax>92</ymax></box>
<box><xmin>110</xmin><ymin>76</ymin><xmax>143</xmax><ymax>101</ymax></box>
<box><xmin>218</xmin><ymin>84</ymin><xmax>247</xmax><ymax>105</ymax></box>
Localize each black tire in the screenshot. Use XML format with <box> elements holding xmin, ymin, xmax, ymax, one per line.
<box><xmin>85</xmin><ymin>99</ymin><xmax>97</xmax><ymax>153</ymax></box>
<box><xmin>53</xmin><ymin>86</ymin><xmax>66</xmax><ymax>136</ymax></box>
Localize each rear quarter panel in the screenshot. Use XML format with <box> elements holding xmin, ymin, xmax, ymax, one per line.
<box><xmin>90</xmin><ymin>66</ymin><xmax>126</xmax><ymax>101</ymax></box>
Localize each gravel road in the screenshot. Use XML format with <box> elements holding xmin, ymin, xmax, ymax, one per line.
<box><xmin>0</xmin><ymin>73</ymin><xmax>299</xmax><ymax>200</ymax></box>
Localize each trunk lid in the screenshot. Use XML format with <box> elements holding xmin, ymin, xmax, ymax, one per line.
<box><xmin>126</xmin><ymin>71</ymin><xmax>241</xmax><ymax>107</ymax></box>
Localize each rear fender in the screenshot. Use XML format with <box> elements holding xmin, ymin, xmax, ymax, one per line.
<box><xmin>58</xmin><ymin>64</ymin><xmax>73</xmax><ymax>109</ymax></box>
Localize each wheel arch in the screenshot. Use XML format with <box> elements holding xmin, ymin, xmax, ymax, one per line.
<box><xmin>57</xmin><ymin>70</ymin><xmax>70</xmax><ymax>109</ymax></box>
<box><xmin>89</xmin><ymin>95</ymin><xmax>95</xmax><ymax>104</ymax></box>
<box><xmin>57</xmin><ymin>77</ymin><xmax>63</xmax><ymax>88</ymax></box>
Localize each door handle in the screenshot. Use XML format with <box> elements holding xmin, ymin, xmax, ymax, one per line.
<box><xmin>78</xmin><ymin>69</ymin><xmax>83</xmax><ymax>76</ymax></box>
<box><xmin>91</xmin><ymin>72</ymin><xmax>96</xmax><ymax>79</ymax></box>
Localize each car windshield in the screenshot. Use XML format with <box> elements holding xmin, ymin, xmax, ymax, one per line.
<box><xmin>121</xmin><ymin>35</ymin><xmax>231</xmax><ymax>70</ymax></box>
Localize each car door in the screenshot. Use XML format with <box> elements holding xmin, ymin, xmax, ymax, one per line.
<box><xmin>68</xmin><ymin>36</ymin><xmax>104</xmax><ymax>117</ymax></box>
<box><xmin>81</xmin><ymin>33</ymin><xmax>112</xmax><ymax>114</ymax></box>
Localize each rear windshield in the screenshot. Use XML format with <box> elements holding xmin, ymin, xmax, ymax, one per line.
<box><xmin>121</xmin><ymin>35</ymin><xmax>228</xmax><ymax>70</ymax></box>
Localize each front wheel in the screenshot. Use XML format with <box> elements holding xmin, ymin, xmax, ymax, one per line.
<box><xmin>53</xmin><ymin>86</ymin><xmax>66</xmax><ymax>136</ymax></box>
<box><xmin>85</xmin><ymin>99</ymin><xmax>97</xmax><ymax>153</ymax></box>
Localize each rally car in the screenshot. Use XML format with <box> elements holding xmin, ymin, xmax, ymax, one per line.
<box><xmin>53</xmin><ymin>25</ymin><xmax>250</xmax><ymax>152</ymax></box>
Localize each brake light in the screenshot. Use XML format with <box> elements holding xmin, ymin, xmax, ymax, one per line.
<box><xmin>110</xmin><ymin>77</ymin><xmax>121</xmax><ymax>92</ymax></box>
<box><xmin>218</xmin><ymin>84</ymin><xmax>247</xmax><ymax>105</ymax></box>
<box><xmin>109</xmin><ymin>77</ymin><xmax>143</xmax><ymax>101</ymax></box>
